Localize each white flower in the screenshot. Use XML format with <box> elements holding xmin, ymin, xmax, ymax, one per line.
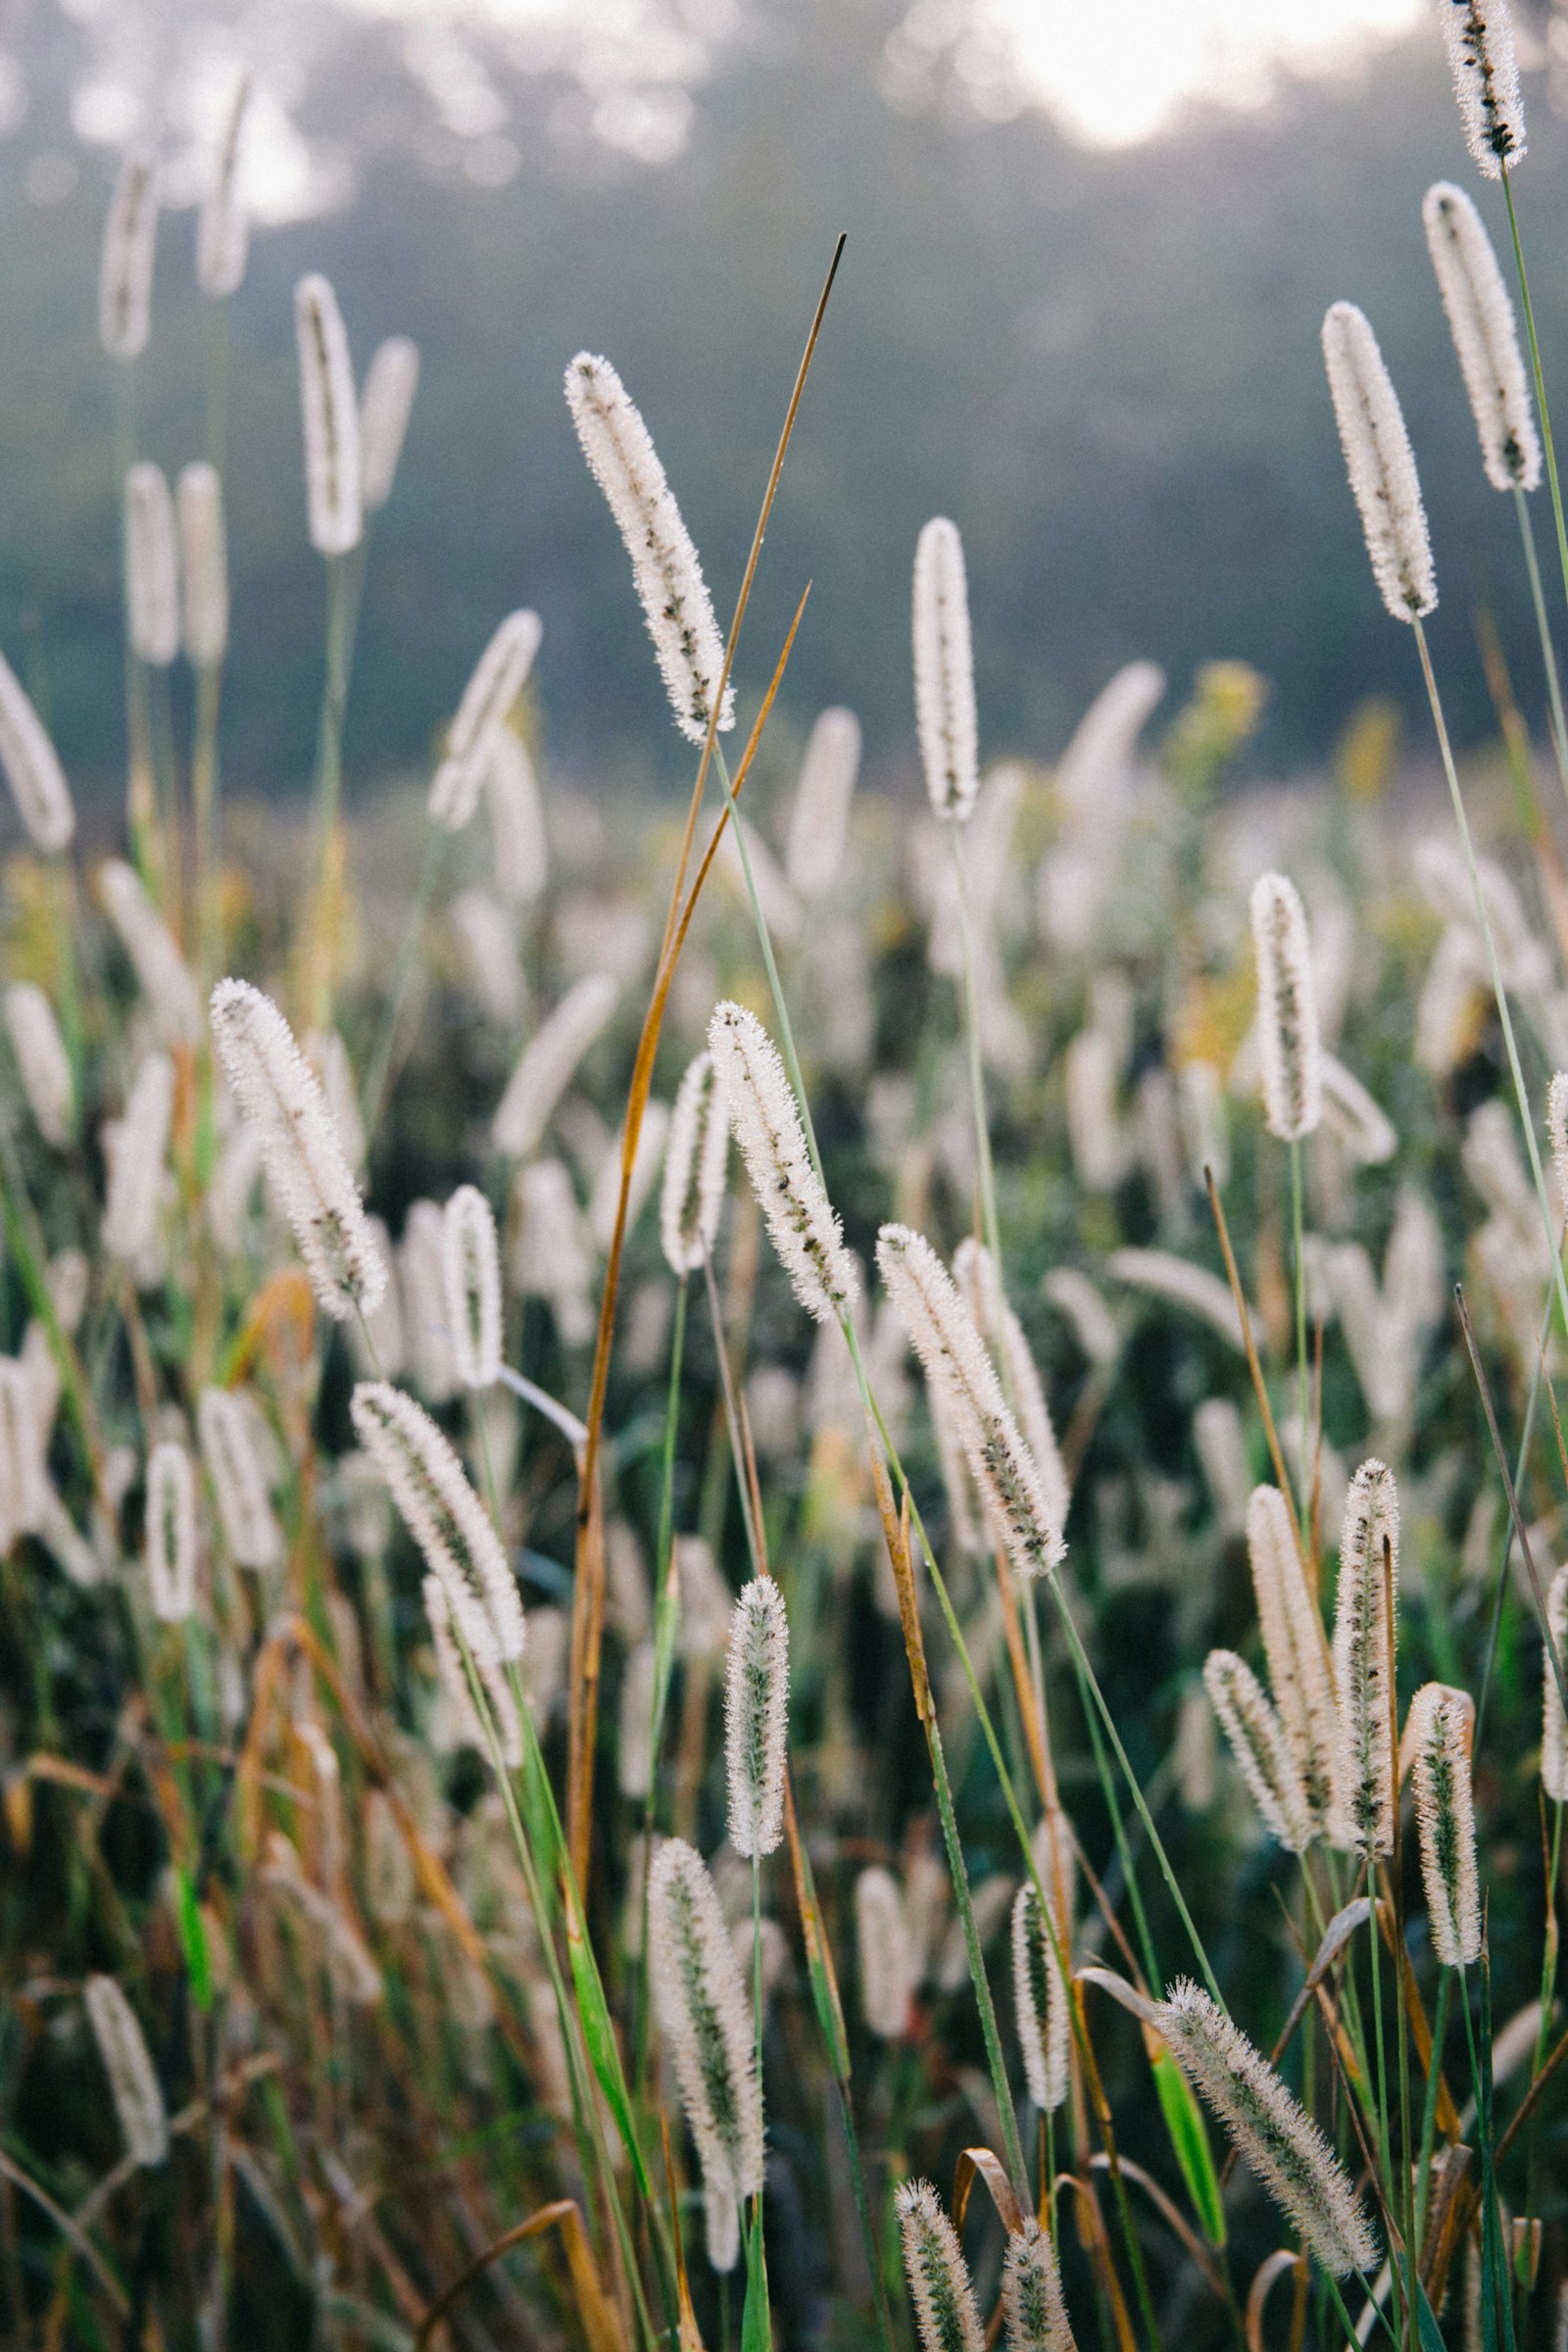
<box><xmin>196</xmin><ymin>74</ymin><xmax>250</xmax><ymax>299</ymax></box>
<box><xmin>912</xmin><ymin>516</ymin><xmax>979</xmax><ymax>820</ymax></box>
<box><xmin>660</xmin><ymin>1050</ymin><xmax>729</xmax><ymax>1275</ymax></box>
<box><xmin>295</xmin><ymin>273</ymin><xmax>362</xmax><ymax>558</ymax></box>
<box><xmin>0</xmin><ymin>649</ymin><xmax>74</xmax><ymax>852</ymax></box>
<box><xmin>1441</xmin><ymin>0</ymin><xmax>1525</xmax><ymax>181</ymax></box>
<box><xmin>351</xmin><ymin>1380</ymin><xmax>524</xmax><ymax>1664</ymax></box>
<box><xmin>1250</xmin><ymin>872</ymin><xmax>1323</xmax><ymax>1143</ymax></box>
<box><xmin>442</xmin><ymin>1184</ymin><xmax>503</xmax><ymax>1390</ymax></box>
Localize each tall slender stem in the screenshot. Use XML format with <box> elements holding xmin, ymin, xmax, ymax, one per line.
<box><xmin>1502</xmin><ymin>172</ymin><xmax>1568</xmax><ymax>634</ymax></box>
<box><xmin>1512</xmin><ymin>487</ymin><xmax>1568</xmax><ymax>802</ymax></box>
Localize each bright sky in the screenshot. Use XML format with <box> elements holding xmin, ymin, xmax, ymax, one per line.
<box><xmin>995</xmin><ymin>0</ymin><xmax>1427</xmax><ymax>146</ymax></box>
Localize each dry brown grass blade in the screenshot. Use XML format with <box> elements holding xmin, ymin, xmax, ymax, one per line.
<box><xmin>1086</xmin><ymin>2151</ymin><xmax>1227</xmax><ymax>2302</ymax></box>
<box><xmin>1245</xmin><ymin>2248</ymin><xmax>1304</xmax><ymax>2351</ymax></box>
<box><xmin>954</xmin><ymin>2145</ymin><xmax>1024</xmax><ymax>2238</ymax></box>
<box><xmin>991</xmin><ymin>1542</ymin><xmax>1050</xmax><ymax>1806</ymax></box>
<box><xmin>1420</xmin><ymin>2143</ymin><xmax>1472</xmax><ymax>2313</ymax></box>
<box><xmin>867</xmin><ymin>1428</ymin><xmax>931</xmax><ymax>1722</ymax></box>
<box><xmin>413</xmin><ymin>2197</ymin><xmax>622</xmax><ymax>2352</ymax></box>
<box><xmin>564</xmin><ymin>236</ymin><xmax>846</xmax><ymax>1890</ymax></box>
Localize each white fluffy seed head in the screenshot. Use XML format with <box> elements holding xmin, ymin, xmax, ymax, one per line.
<box><xmin>709</xmin><ymin>1001</ymin><xmax>858</xmax><ymax>1324</ymax></box>
<box><xmin>913</xmin><ymin>516</ymin><xmax>979</xmax><ymax>821</ymax></box>
<box><xmin>660</xmin><ymin>1050</ymin><xmax>729</xmax><ymax>1275</ymax></box>
<box><xmin>352</xmin><ymin>1382</ymin><xmax>524</xmax><ymax>1665</ymax></box>
<box><xmin>422</xmin><ymin>1569</ymin><xmax>523</xmax><ymax>1767</ymax></box>
<box><xmin>1245</xmin><ymin>1485</ymin><xmax>1338</xmax><ymax>1827</ymax></box>
<box><xmin>197</xmin><ymin>1387</ymin><xmax>282</xmax><ymax>1571</ymax></box>
<box><xmin>648</xmin><ymin>1837</ymin><xmax>763</xmax><ymax>2263</ymax></box>
<box><xmin>1001</xmin><ymin>2219</ymin><xmax>1076</xmax><ymax>2352</ymax></box>
<box><xmin>210</xmin><ymin>979</ymin><xmax>386</xmax><ymax>1321</ymax></box>
<box><xmin>878</xmin><ymin>1222</ymin><xmax>1064</xmax><ymax>1579</ymax></box>
<box><xmin>1442</xmin><ymin>0</ymin><xmax>1525</xmax><ymax>181</ymax></box>
<box><xmin>122</xmin><ymin>464</ymin><xmax>179</xmax><ymax>667</ymax></box>
<box><xmin>1011</xmin><ymin>1880</ymin><xmax>1070</xmax><ymax>2114</ymax></box>
<box><xmin>1544</xmin><ymin>1564</ymin><xmax>1568</xmax><ymax>1803</ymax></box>
<box><xmin>1405</xmin><ymin>1682</ymin><xmax>1481</xmax><ymax>1967</ymax></box>
<box><xmin>294</xmin><ymin>272</ymin><xmax>362</xmax><ymax>559</ymax></box>
<box><xmin>359</xmin><ymin>334</ymin><xmax>420</xmax><ymax>512</ymax></box>
<box><xmin>1203</xmin><ymin>1648</ymin><xmax>1315</xmax><ymax>1852</ymax></box>
<box><xmin>954</xmin><ymin>1237</ymin><xmax>1072</xmax><ymax>1547</ymax></box>
<box><xmin>723</xmin><ymin>1578</ymin><xmax>789</xmax><ymax>1858</ymax></box>
<box><xmin>1322</xmin><ymin>302</ymin><xmax>1437</xmax><ymax>624</ymax></box>
<box><xmin>1156</xmin><ymin>1980</ymin><xmax>1376</xmax><ymax>2277</ymax></box>
<box><xmin>1424</xmin><ymin>180</ymin><xmax>1539</xmax><ymax>492</ymax></box>
<box><xmin>442</xmin><ymin>1184</ymin><xmax>503</xmax><ymax>1391</ymax></box>
<box><xmin>176</xmin><ymin>463</ymin><xmax>228</xmax><ymax>669</ymax></box>
<box><xmin>0</xmin><ymin>1358</ymin><xmax>46</xmax><ymax>1544</ymax></box>
<box><xmin>99</xmin><ymin>148</ymin><xmax>159</xmax><ymax>363</ymax></box>
<box><xmin>0</xmin><ymin>649</ymin><xmax>74</xmax><ymax>853</ymax></box>
<box><xmin>564</xmin><ymin>352</ymin><xmax>734</xmax><ymax>747</ymax></box>
<box><xmin>786</xmin><ymin>707</ymin><xmax>862</xmax><ymax>898</ymax></box>
<box><xmin>1330</xmin><ymin>1458</ymin><xmax>1400</xmax><ymax>1856</ymax></box>
<box><xmin>144</xmin><ymin>1440</ymin><xmax>198</xmax><ymax>1622</ymax></box>
<box><xmin>484</xmin><ymin>727</ymin><xmax>548</xmax><ymax>906</ymax></box>
<box><xmin>84</xmin><ymin>1975</ymin><xmax>168</xmax><ymax>2166</ymax></box>
<box><xmin>428</xmin><ymin>610</ymin><xmax>543</xmax><ymax>831</ymax></box>
<box><xmin>1250</xmin><ymin>872</ymin><xmax>1323</xmax><ymax>1143</ymax></box>
<box><xmin>493</xmin><ymin>972</ymin><xmax>618</xmax><ymax>1159</ymax></box>
<box><xmin>5</xmin><ymin>983</ymin><xmax>74</xmax><ymax>1147</ymax></box>
<box><xmin>102</xmin><ymin>1051</ymin><xmax>173</xmax><ymax>1268</ymax></box>
<box><xmin>99</xmin><ymin>859</ymin><xmax>200</xmax><ymax>1043</ymax></box>
<box><xmin>896</xmin><ymin>2180</ymin><xmax>985</xmax><ymax>2352</ymax></box>
<box><xmin>1546</xmin><ymin>1073</ymin><xmax>1568</xmax><ymax>1231</ymax></box>
<box><xmin>196</xmin><ymin>74</ymin><xmax>250</xmax><ymax>298</ymax></box>
<box><xmin>856</xmin><ymin>1864</ymin><xmax>916</xmax><ymax>2039</ymax></box>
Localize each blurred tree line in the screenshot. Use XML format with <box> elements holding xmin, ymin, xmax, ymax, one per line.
<box><xmin>1</xmin><ymin>0</ymin><xmax>1567</xmax><ymax>809</ymax></box>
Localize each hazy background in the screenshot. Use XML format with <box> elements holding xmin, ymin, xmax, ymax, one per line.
<box><xmin>7</xmin><ymin>0</ymin><xmax>1568</xmax><ymax>804</ymax></box>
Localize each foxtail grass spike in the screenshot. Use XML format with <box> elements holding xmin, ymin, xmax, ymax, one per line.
<box><xmin>198</xmin><ymin>1387</ymin><xmax>282</xmax><ymax>1571</ymax></box>
<box><xmin>1543</xmin><ymin>1563</ymin><xmax>1568</xmax><ymax>1801</ymax></box>
<box><xmin>1250</xmin><ymin>872</ymin><xmax>1323</xmax><ymax>1142</ymax></box>
<box><xmin>786</xmin><ymin>706</ymin><xmax>861</xmax><ymax>898</ymax></box>
<box><xmin>493</xmin><ymin>972</ymin><xmax>617</xmax><ymax>1159</ymax></box>
<box><xmin>211</xmin><ymin>979</ymin><xmax>386</xmax><ymax>1320</ymax></box>
<box><xmin>99</xmin><ymin>148</ymin><xmax>158</xmax><ymax>363</ymax></box>
<box><xmin>4</xmin><ymin>983</ymin><xmax>74</xmax><ymax>1147</ymax></box>
<box><xmin>428</xmin><ymin>610</ymin><xmax>543</xmax><ymax>832</ymax></box>
<box><xmin>877</xmin><ymin>1221</ymin><xmax>1064</xmax><ymax>1578</ymax></box>
<box><xmin>197</xmin><ymin>74</ymin><xmax>250</xmax><ymax>298</ymax></box>
<box><xmin>954</xmin><ymin>1236</ymin><xmax>1072</xmax><ymax>1542</ymax></box>
<box><xmin>144</xmin><ymin>1440</ymin><xmax>197</xmax><ymax>1623</ymax></box>
<box><xmin>101</xmin><ymin>862</ymin><xmax>200</xmax><ymax>1043</ymax></box>
<box><xmin>1322</xmin><ymin>301</ymin><xmax>1437</xmax><ymax>624</ymax></box>
<box><xmin>1001</xmin><ymin>2218</ymin><xmax>1078</xmax><ymax>2352</ymax></box>
<box><xmin>294</xmin><ymin>272</ymin><xmax>362</xmax><ymax>558</ymax></box>
<box><xmin>1154</xmin><ymin>1979</ymin><xmax>1377</xmax><ymax>2278</ymax></box>
<box><xmin>896</xmin><ymin>2179</ymin><xmax>985</xmax><ymax>2352</ymax></box>
<box><xmin>1329</xmin><ymin>1457</ymin><xmax>1399</xmax><ymax>1856</ymax></box>
<box><xmin>1442</xmin><ymin>0</ymin><xmax>1525</xmax><ymax>180</ymax></box>
<box><xmin>359</xmin><ymin>335</ymin><xmax>420</xmax><ymax>512</ymax></box>
<box><xmin>1203</xmin><ymin>1648</ymin><xmax>1315</xmax><ymax>1852</ymax></box>
<box><xmin>423</xmin><ymin>1569</ymin><xmax>522</xmax><ymax>1767</ymax></box>
<box><xmin>723</xmin><ymin>1577</ymin><xmax>789</xmax><ymax>1859</ymax></box>
<box><xmin>102</xmin><ymin>1052</ymin><xmax>173</xmax><ymax>1270</ymax></box>
<box><xmin>564</xmin><ymin>351</ymin><xmax>734</xmax><ymax>746</ymax></box>
<box><xmin>1010</xmin><ymin>1879</ymin><xmax>1070</xmax><ymax>2113</ymax></box>
<box><xmin>176</xmin><ymin>464</ymin><xmax>228</xmax><ymax>670</ymax></box>
<box><xmin>0</xmin><ymin>650</ymin><xmax>74</xmax><ymax>851</ymax></box>
<box><xmin>84</xmin><ymin>1976</ymin><xmax>168</xmax><ymax>2166</ymax></box>
<box><xmin>709</xmin><ymin>1000</ymin><xmax>858</xmax><ymax>1323</ymax></box>
<box><xmin>856</xmin><ymin>1864</ymin><xmax>916</xmax><ymax>2039</ymax></box>
<box><xmin>123</xmin><ymin>464</ymin><xmax>179</xmax><ymax>668</ymax></box>
<box><xmin>1406</xmin><ymin>1681</ymin><xmax>1482</xmax><ymax>1966</ymax></box>
<box><xmin>660</xmin><ymin>1048</ymin><xmax>728</xmax><ymax>1275</ymax></box>
<box><xmin>648</xmin><ymin>1836</ymin><xmax>763</xmax><ymax>2268</ymax></box>
<box><xmin>351</xmin><ymin>1381</ymin><xmax>524</xmax><ymax>1664</ymax></box>
<box><xmin>1423</xmin><ymin>180</ymin><xmax>1540</xmax><ymax>491</ymax></box>
<box><xmin>442</xmin><ymin>1185</ymin><xmax>503</xmax><ymax>1391</ymax></box>
<box><xmin>912</xmin><ymin>516</ymin><xmax>979</xmax><ymax>820</ymax></box>
<box><xmin>1245</xmin><ymin>1485</ymin><xmax>1337</xmax><ymax>1824</ymax></box>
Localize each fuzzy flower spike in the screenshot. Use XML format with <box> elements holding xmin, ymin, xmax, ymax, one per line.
<box><xmin>1155</xmin><ymin>1980</ymin><xmax>1377</xmax><ymax>2277</ymax></box>
<box><xmin>1250</xmin><ymin>873</ymin><xmax>1323</xmax><ymax>1143</ymax></box>
<box><xmin>350</xmin><ymin>1381</ymin><xmax>524</xmax><ymax>1667</ymax></box>
<box><xmin>896</xmin><ymin>2180</ymin><xmax>985</xmax><ymax>2352</ymax></box>
<box><xmin>1002</xmin><ymin>2218</ymin><xmax>1077</xmax><ymax>2352</ymax></box>
<box><xmin>708</xmin><ymin>1001</ymin><xmax>857</xmax><ymax>1323</ymax></box>
<box><xmin>210</xmin><ymin>979</ymin><xmax>386</xmax><ymax>1321</ymax></box>
<box><xmin>1330</xmin><ymin>1458</ymin><xmax>1400</xmax><ymax>1855</ymax></box>
<box><xmin>1442</xmin><ymin>0</ymin><xmax>1525</xmax><ymax>181</ymax></box>
<box><xmin>564</xmin><ymin>352</ymin><xmax>733</xmax><ymax>747</ymax></box>
<box><xmin>428</xmin><ymin>610</ymin><xmax>543</xmax><ymax>832</ymax></box>
<box><xmin>294</xmin><ymin>273</ymin><xmax>362</xmax><ymax>558</ymax></box>
<box><xmin>877</xmin><ymin>1222</ymin><xmax>1064</xmax><ymax>1579</ymax></box>
<box><xmin>647</xmin><ymin>1837</ymin><xmax>763</xmax><ymax>2270</ymax></box>
<box><xmin>912</xmin><ymin>516</ymin><xmax>979</xmax><ymax>819</ymax></box>
<box><xmin>1405</xmin><ymin>1682</ymin><xmax>1482</xmax><ymax>1967</ymax></box>
<box><xmin>723</xmin><ymin>1578</ymin><xmax>789</xmax><ymax>1859</ymax></box>
<box><xmin>660</xmin><ymin>1049</ymin><xmax>729</xmax><ymax>1275</ymax></box>
<box><xmin>84</xmin><ymin>1976</ymin><xmax>168</xmax><ymax>2167</ymax></box>
<box><xmin>441</xmin><ymin>1185</ymin><xmax>503</xmax><ymax>1391</ymax></box>
<box><xmin>1424</xmin><ymin>181</ymin><xmax>1540</xmax><ymax>493</ymax></box>
<box><xmin>1322</xmin><ymin>302</ymin><xmax>1437</xmax><ymax>625</ymax></box>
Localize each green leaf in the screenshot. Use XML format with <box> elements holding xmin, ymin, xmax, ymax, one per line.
<box><xmin>173</xmin><ymin>1866</ymin><xmax>212</xmax><ymax>2011</ymax></box>
<box><xmin>563</xmin><ymin>1878</ymin><xmax>657</xmax><ymax>2212</ymax></box>
<box><xmin>741</xmin><ymin>2200</ymin><xmax>771</xmax><ymax>2352</ymax></box>
<box><xmin>1151</xmin><ymin>2045</ymin><xmax>1225</xmax><ymax>2247</ymax></box>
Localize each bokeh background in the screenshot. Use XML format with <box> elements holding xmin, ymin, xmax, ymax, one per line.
<box><xmin>5</xmin><ymin>0</ymin><xmax>1568</xmax><ymax>799</ymax></box>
